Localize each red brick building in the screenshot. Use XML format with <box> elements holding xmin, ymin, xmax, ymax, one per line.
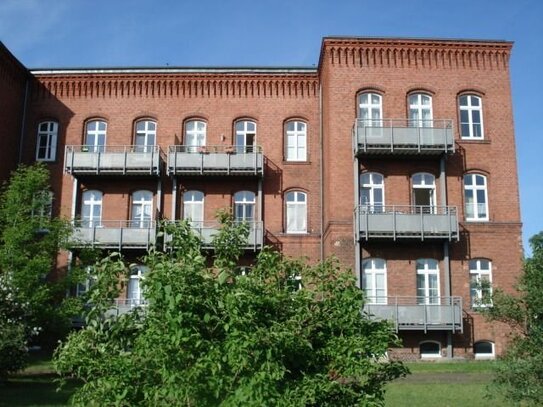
<box><xmin>1</xmin><ymin>37</ymin><xmax>523</xmax><ymax>359</ymax></box>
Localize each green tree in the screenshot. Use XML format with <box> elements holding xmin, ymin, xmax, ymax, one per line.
<box><xmin>0</xmin><ymin>164</ymin><xmax>75</xmax><ymax>369</ymax></box>
<box><xmin>55</xmin><ymin>216</ymin><xmax>407</xmax><ymax>406</ymax></box>
<box><xmin>483</xmin><ymin>232</ymin><xmax>543</xmax><ymax>405</ymax></box>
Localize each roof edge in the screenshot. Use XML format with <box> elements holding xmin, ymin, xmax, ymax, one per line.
<box><xmin>30</xmin><ymin>67</ymin><xmax>318</xmax><ymax>76</ymax></box>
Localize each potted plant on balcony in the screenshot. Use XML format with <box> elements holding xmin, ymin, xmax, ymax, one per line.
<box><xmin>198</xmin><ymin>146</ymin><xmax>208</xmax><ymax>154</ymax></box>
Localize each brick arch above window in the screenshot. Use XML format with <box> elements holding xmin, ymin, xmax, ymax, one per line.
<box><xmin>406</xmin><ymin>87</ymin><xmax>436</xmax><ymax>96</ymax></box>
<box><xmin>457</xmin><ymin>87</ymin><xmax>486</xmax><ymax>97</ymax></box>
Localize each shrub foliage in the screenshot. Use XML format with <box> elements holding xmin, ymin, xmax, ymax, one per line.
<box><xmin>55</xmin><ymin>217</ymin><xmax>407</xmax><ymax>406</ymax></box>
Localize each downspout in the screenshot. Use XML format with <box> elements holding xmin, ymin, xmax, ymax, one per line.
<box><xmin>354</xmin><ymin>138</ymin><xmax>361</xmax><ymax>287</ymax></box>
<box><xmin>440</xmin><ymin>155</ymin><xmax>453</xmax><ymax>359</ymax></box>
<box><xmin>171</xmin><ymin>178</ymin><xmax>177</xmax><ymax>220</ymax></box>
<box><xmin>18</xmin><ymin>78</ymin><xmax>30</xmax><ymax>164</ymax></box>
<box><xmin>319</xmin><ymin>82</ymin><xmax>324</xmax><ymax>262</ymax></box>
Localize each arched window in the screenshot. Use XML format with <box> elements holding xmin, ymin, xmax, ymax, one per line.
<box><xmin>459</xmin><ymin>95</ymin><xmax>484</xmax><ymax>139</ymax></box>
<box><xmin>420</xmin><ymin>341</ymin><xmax>441</xmax><ymax>358</ymax></box>
<box><xmin>362</xmin><ymin>258</ymin><xmax>387</xmax><ymax>304</ymax></box>
<box><xmin>285</xmin><ymin>191</ymin><xmax>307</xmax><ymax>233</ymax></box>
<box><xmin>183</xmin><ymin>191</ymin><xmax>204</xmax><ymax>226</ymax></box>
<box><xmin>358</xmin><ymin>92</ymin><xmax>382</xmax><ymax>126</ymax></box>
<box><xmin>234</xmin><ymin>191</ymin><xmax>255</xmax><ymax>222</ymax></box>
<box><xmin>75</xmin><ymin>265</ymin><xmax>95</xmax><ymax>297</ymax></box>
<box><xmin>85</xmin><ymin>120</ymin><xmax>107</xmax><ymax>152</ymax></box>
<box><xmin>36</xmin><ymin>121</ymin><xmax>58</xmax><ymax>161</ymax></box>
<box><xmin>130</xmin><ymin>190</ymin><xmax>153</xmax><ymax>228</ymax></box>
<box><xmin>474</xmin><ymin>341</ymin><xmax>495</xmax><ymax>359</ymax></box>
<box><xmin>412</xmin><ymin>173</ymin><xmax>436</xmax><ymax>213</ymax></box>
<box><xmin>416</xmin><ymin>259</ymin><xmax>440</xmax><ymax>304</ymax></box>
<box><xmin>235</xmin><ymin>120</ymin><xmax>256</xmax><ymax>153</ymax></box>
<box><xmin>408</xmin><ymin>93</ymin><xmax>433</xmax><ymax>127</ymax></box>
<box><xmin>285</xmin><ymin>120</ymin><xmax>307</xmax><ymax>161</ymax></box>
<box><xmin>470</xmin><ymin>259</ymin><xmax>492</xmax><ymax>307</ymax></box>
<box><xmin>81</xmin><ymin>190</ymin><xmax>102</xmax><ymax>228</ymax></box>
<box><xmin>185</xmin><ymin>120</ymin><xmax>206</xmax><ymax>151</ymax></box>
<box><xmin>134</xmin><ymin>120</ymin><xmax>157</xmax><ymax>152</ymax></box>
<box><xmin>464</xmin><ymin>174</ymin><xmax>488</xmax><ymax>221</ymax></box>
<box><xmin>360</xmin><ymin>172</ymin><xmax>384</xmax><ymax>213</ymax></box>
<box><xmin>127</xmin><ymin>265</ymin><xmax>148</xmax><ymax>307</ymax></box>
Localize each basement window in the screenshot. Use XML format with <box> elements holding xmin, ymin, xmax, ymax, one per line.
<box><xmin>419</xmin><ymin>341</ymin><xmax>441</xmax><ymax>358</ymax></box>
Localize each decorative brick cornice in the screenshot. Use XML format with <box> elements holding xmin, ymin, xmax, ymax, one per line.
<box><xmin>30</xmin><ymin>73</ymin><xmax>319</xmax><ymax>100</ymax></box>
<box><xmin>319</xmin><ymin>37</ymin><xmax>512</xmax><ymax>70</ymax></box>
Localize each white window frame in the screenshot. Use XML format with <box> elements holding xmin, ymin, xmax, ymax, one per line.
<box><xmin>412</xmin><ymin>172</ymin><xmax>436</xmax><ymax>213</ymax></box>
<box><xmin>459</xmin><ymin>95</ymin><xmax>484</xmax><ymax>139</ymax></box>
<box><xmin>31</xmin><ymin>191</ymin><xmax>53</xmax><ymax>219</ymax></box>
<box><xmin>85</xmin><ymin>120</ymin><xmax>107</xmax><ymax>152</ymax></box>
<box><xmin>362</xmin><ymin>258</ymin><xmax>387</xmax><ymax>304</ymax></box>
<box><xmin>185</xmin><ymin>120</ymin><xmax>206</xmax><ymax>151</ymax></box>
<box><xmin>409</xmin><ymin>93</ymin><xmax>433</xmax><ymax>127</ymax></box>
<box><xmin>360</xmin><ymin>172</ymin><xmax>384</xmax><ymax>213</ymax></box>
<box><xmin>416</xmin><ymin>259</ymin><xmax>440</xmax><ymax>305</ymax></box>
<box><xmin>420</xmin><ymin>341</ymin><xmax>442</xmax><ymax>359</ymax></box>
<box><xmin>470</xmin><ymin>259</ymin><xmax>492</xmax><ymax>308</ymax></box>
<box><xmin>135</xmin><ymin>120</ymin><xmax>157</xmax><ymax>152</ymax></box>
<box><xmin>75</xmin><ymin>265</ymin><xmax>95</xmax><ymax>297</ymax></box>
<box><xmin>235</xmin><ymin>120</ymin><xmax>256</xmax><ymax>153</ymax></box>
<box><xmin>183</xmin><ymin>191</ymin><xmax>204</xmax><ymax>226</ymax></box>
<box><xmin>474</xmin><ymin>341</ymin><xmax>495</xmax><ymax>359</ymax></box>
<box><xmin>81</xmin><ymin>190</ymin><xmax>102</xmax><ymax>228</ymax></box>
<box><xmin>234</xmin><ymin>191</ymin><xmax>255</xmax><ymax>222</ymax></box>
<box><xmin>131</xmin><ymin>190</ymin><xmax>153</xmax><ymax>228</ymax></box>
<box><xmin>285</xmin><ymin>191</ymin><xmax>307</xmax><ymax>234</ymax></box>
<box><xmin>285</xmin><ymin>120</ymin><xmax>307</xmax><ymax>162</ymax></box>
<box><xmin>464</xmin><ymin>174</ymin><xmax>489</xmax><ymax>221</ymax></box>
<box><xmin>127</xmin><ymin>265</ymin><xmax>148</xmax><ymax>307</ymax></box>
<box><xmin>358</xmin><ymin>92</ymin><xmax>382</xmax><ymax>126</ymax></box>
<box><xmin>35</xmin><ymin>121</ymin><xmax>58</xmax><ymax>161</ymax></box>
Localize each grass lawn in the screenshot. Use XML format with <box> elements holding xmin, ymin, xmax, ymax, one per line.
<box><xmin>2</xmin><ymin>354</ymin><xmax>507</xmax><ymax>406</ymax></box>
<box><xmin>0</xmin><ymin>351</ymin><xmax>77</xmax><ymax>407</ymax></box>
<box><xmin>385</xmin><ymin>361</ymin><xmax>509</xmax><ymax>407</ymax></box>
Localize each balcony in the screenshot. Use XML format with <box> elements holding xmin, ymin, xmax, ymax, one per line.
<box><xmin>105</xmin><ymin>299</ymin><xmax>148</xmax><ymax>318</ymax></box>
<box><xmin>165</xmin><ymin>220</ymin><xmax>264</xmax><ymax>250</ymax></box>
<box><xmin>71</xmin><ymin>220</ymin><xmax>156</xmax><ymax>249</ymax></box>
<box><xmin>364</xmin><ymin>296</ymin><xmax>463</xmax><ymax>333</ymax></box>
<box><xmin>355</xmin><ymin>205</ymin><xmax>459</xmax><ymax>241</ymax></box>
<box><xmin>354</xmin><ymin>119</ymin><xmax>454</xmax><ymax>156</ymax></box>
<box><xmin>65</xmin><ymin>145</ymin><xmax>161</xmax><ymax>176</ymax></box>
<box><xmin>167</xmin><ymin>145</ymin><xmax>264</xmax><ymax>176</ymax></box>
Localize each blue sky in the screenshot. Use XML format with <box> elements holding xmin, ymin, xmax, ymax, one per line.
<box><xmin>1</xmin><ymin>0</ymin><xmax>541</xmax><ymax>254</ymax></box>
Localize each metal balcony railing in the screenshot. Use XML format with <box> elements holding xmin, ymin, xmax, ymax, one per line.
<box><xmin>364</xmin><ymin>296</ymin><xmax>463</xmax><ymax>333</ymax></box>
<box><xmin>354</xmin><ymin>119</ymin><xmax>454</xmax><ymax>155</ymax></box>
<box><xmin>167</xmin><ymin>145</ymin><xmax>264</xmax><ymax>176</ymax></box>
<box><xmin>65</xmin><ymin>145</ymin><xmax>162</xmax><ymax>176</ymax></box>
<box><xmin>165</xmin><ymin>220</ymin><xmax>264</xmax><ymax>250</ymax></box>
<box><xmin>105</xmin><ymin>299</ymin><xmax>148</xmax><ymax>317</ymax></box>
<box><xmin>71</xmin><ymin>220</ymin><xmax>156</xmax><ymax>249</ymax></box>
<box><xmin>354</xmin><ymin>205</ymin><xmax>459</xmax><ymax>241</ymax></box>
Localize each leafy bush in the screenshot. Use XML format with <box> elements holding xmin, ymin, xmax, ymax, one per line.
<box><xmin>55</xmin><ymin>218</ymin><xmax>407</xmax><ymax>406</ymax></box>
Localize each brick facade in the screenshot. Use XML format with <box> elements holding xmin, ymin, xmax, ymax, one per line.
<box><xmin>1</xmin><ymin>37</ymin><xmax>523</xmax><ymax>359</ymax></box>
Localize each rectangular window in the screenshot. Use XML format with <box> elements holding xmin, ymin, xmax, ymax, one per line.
<box><xmin>286</xmin><ymin>191</ymin><xmax>307</xmax><ymax>233</ymax></box>
<box><xmin>36</xmin><ymin>121</ymin><xmax>58</xmax><ymax>161</ymax></box>
<box><xmin>285</xmin><ymin>121</ymin><xmax>307</xmax><ymax>161</ymax></box>
<box><xmin>459</xmin><ymin>95</ymin><xmax>484</xmax><ymax>139</ymax></box>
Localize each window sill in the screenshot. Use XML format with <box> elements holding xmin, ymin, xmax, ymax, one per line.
<box><xmin>457</xmin><ymin>138</ymin><xmax>490</xmax><ymax>145</ymax></box>
<box><xmin>282</xmin><ymin>160</ymin><xmax>312</xmax><ymax>165</ymax></box>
